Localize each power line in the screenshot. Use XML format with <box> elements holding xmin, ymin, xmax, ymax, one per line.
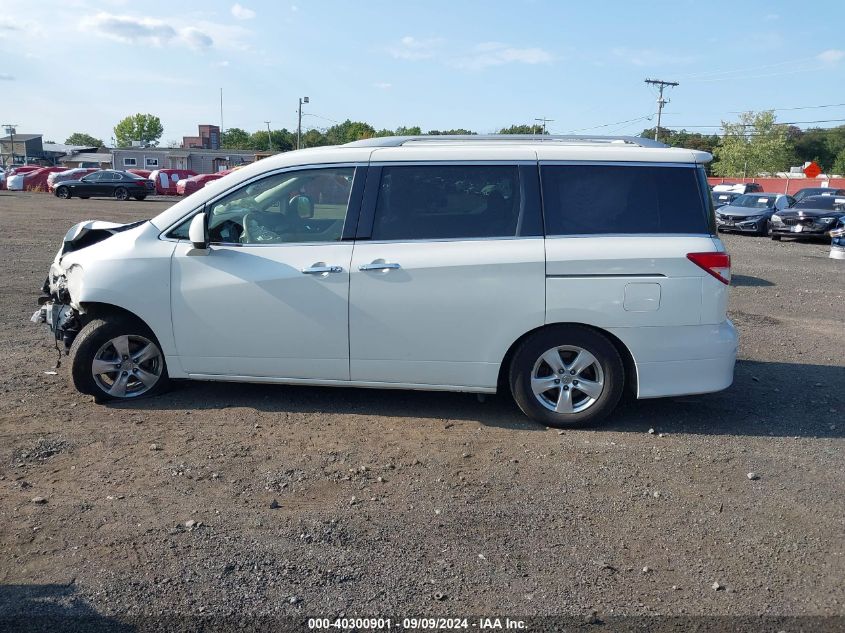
<box><xmin>563</xmin><ymin>114</ymin><xmax>652</xmax><ymax>134</ymax></box>
<box><xmin>644</xmin><ymin>78</ymin><xmax>679</xmax><ymax>142</ymax></box>
<box><xmin>661</xmin><ymin>118</ymin><xmax>845</xmax><ymax>129</ymax></box>
<box><xmin>728</xmin><ymin>102</ymin><xmax>845</xmax><ymax>114</ymax></box>
<box><xmin>534</xmin><ymin>117</ymin><xmax>554</xmax><ymax>135</ymax></box>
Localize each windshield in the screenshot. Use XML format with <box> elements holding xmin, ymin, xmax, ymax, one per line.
<box><xmin>731</xmin><ymin>194</ymin><xmax>776</xmax><ymax>209</ymax></box>
<box><xmin>793</xmin><ymin>196</ymin><xmax>845</xmax><ymax>210</ymax></box>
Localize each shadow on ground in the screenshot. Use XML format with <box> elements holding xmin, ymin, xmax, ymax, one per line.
<box><xmin>0</xmin><ymin>584</ymin><xmax>133</xmax><ymax>632</ymax></box>
<box><xmin>110</xmin><ymin>360</ymin><xmax>844</xmax><ymax>439</ymax></box>
<box><xmin>731</xmin><ymin>274</ymin><xmax>775</xmax><ymax>287</ymax></box>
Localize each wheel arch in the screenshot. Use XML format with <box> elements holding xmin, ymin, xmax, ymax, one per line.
<box><xmin>497</xmin><ymin>322</ymin><xmax>638</xmax><ymax>396</ymax></box>
<box><xmin>78</xmin><ymin>302</ymin><xmax>158</xmax><ymax>340</ymax></box>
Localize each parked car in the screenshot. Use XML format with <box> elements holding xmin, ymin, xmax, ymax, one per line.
<box><xmin>22</xmin><ymin>166</ymin><xmax>75</xmax><ymax>192</ymax></box>
<box><xmin>792</xmin><ymin>186</ymin><xmax>845</xmax><ymax>202</ymax></box>
<box><xmin>149</xmin><ymin>169</ymin><xmax>197</xmax><ymax>195</ymax></box>
<box><xmin>770</xmin><ymin>195</ymin><xmax>845</xmax><ymax>240</ymax></box>
<box><xmin>829</xmin><ymin>219</ymin><xmax>845</xmax><ymax>259</ymax></box>
<box><xmin>176</xmin><ymin>171</ymin><xmax>230</xmax><ymax>196</ymax></box>
<box><xmin>47</xmin><ymin>168</ymin><xmax>100</xmax><ymax>192</ymax></box>
<box><xmin>4</xmin><ymin>165</ymin><xmax>42</xmax><ymax>190</ymax></box>
<box><xmin>53</xmin><ymin>170</ymin><xmax>155</xmax><ymax>201</ymax></box>
<box><xmin>712</xmin><ymin>191</ymin><xmax>740</xmax><ymax>208</ymax></box>
<box><xmin>715</xmin><ymin>193</ymin><xmax>795</xmax><ymax>235</ymax></box>
<box><xmin>33</xmin><ymin>135</ymin><xmax>736</xmax><ymax>428</ymax></box>
<box><xmin>712</xmin><ymin>183</ymin><xmax>764</xmax><ymax>194</ymax></box>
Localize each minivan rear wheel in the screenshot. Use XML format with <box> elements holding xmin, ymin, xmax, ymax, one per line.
<box><xmin>509</xmin><ymin>326</ymin><xmax>624</xmax><ymax>428</ymax></box>
<box><xmin>69</xmin><ymin>317</ymin><xmax>169</xmax><ymax>402</ymax></box>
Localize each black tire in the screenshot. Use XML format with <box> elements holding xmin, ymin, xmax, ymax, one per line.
<box><xmin>56</xmin><ymin>186</ymin><xmax>70</xmax><ymax>199</ymax></box>
<box><xmin>114</xmin><ymin>187</ymin><xmax>129</xmax><ymax>201</ymax></box>
<box><xmin>69</xmin><ymin>316</ymin><xmax>169</xmax><ymax>402</ymax></box>
<box><xmin>771</xmin><ymin>235</ymin><xmax>781</xmax><ymax>241</ymax></box>
<box><xmin>133</xmin><ymin>195</ymin><xmax>146</xmax><ymax>201</ymax></box>
<box><xmin>509</xmin><ymin>325</ymin><xmax>625</xmax><ymax>428</ymax></box>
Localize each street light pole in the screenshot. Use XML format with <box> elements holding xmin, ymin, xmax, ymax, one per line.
<box><xmin>2</xmin><ymin>124</ymin><xmax>18</xmax><ymax>168</ymax></box>
<box><xmin>265</xmin><ymin>121</ymin><xmax>272</xmax><ymax>150</ymax></box>
<box><xmin>297</xmin><ymin>96</ymin><xmax>309</xmax><ymax>150</ymax></box>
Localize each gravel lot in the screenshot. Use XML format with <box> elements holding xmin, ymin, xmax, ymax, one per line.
<box><xmin>1</xmin><ymin>191</ymin><xmax>843</xmax><ymax>630</ymax></box>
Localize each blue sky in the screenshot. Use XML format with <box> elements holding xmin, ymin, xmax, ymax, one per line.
<box><xmin>2</xmin><ymin>0</ymin><xmax>845</xmax><ymax>144</ymax></box>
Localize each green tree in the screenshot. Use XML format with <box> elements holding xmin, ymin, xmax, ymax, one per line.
<box><xmin>324</xmin><ymin>120</ymin><xmax>376</xmax><ymax>145</ymax></box>
<box><xmin>394</xmin><ymin>125</ymin><xmax>422</xmax><ymax>136</ymax></box>
<box><xmin>427</xmin><ymin>128</ymin><xmax>476</xmax><ymax>135</ymax></box>
<box><xmin>65</xmin><ymin>132</ymin><xmax>104</xmax><ymax>147</ymax></box>
<box><xmin>712</xmin><ymin>111</ymin><xmax>794</xmax><ymax>177</ymax></box>
<box><xmin>499</xmin><ymin>124</ymin><xmax>546</xmax><ymax>134</ymax></box>
<box><xmin>113</xmin><ymin>113</ymin><xmax>164</xmax><ymax>147</ymax></box>
<box><xmin>832</xmin><ymin>148</ymin><xmax>845</xmax><ymax>176</ymax></box>
<box><xmin>221</xmin><ymin>127</ymin><xmax>251</xmax><ymax>149</ymax></box>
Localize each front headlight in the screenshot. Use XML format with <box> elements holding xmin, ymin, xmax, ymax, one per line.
<box><xmin>743</xmin><ymin>215</ymin><xmax>762</xmax><ymax>221</ymax></box>
<box><xmin>771</xmin><ymin>214</ymin><xmax>782</xmax><ymax>223</ymax></box>
<box><xmin>819</xmin><ymin>217</ymin><xmax>836</xmax><ymax>224</ymax></box>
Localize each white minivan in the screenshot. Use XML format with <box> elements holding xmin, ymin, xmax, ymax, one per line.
<box><xmin>35</xmin><ymin>135</ymin><xmax>737</xmax><ymax>427</ymax></box>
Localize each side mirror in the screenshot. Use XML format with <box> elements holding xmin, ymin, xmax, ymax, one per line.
<box><xmin>188</xmin><ymin>213</ymin><xmax>208</xmax><ymax>250</ymax></box>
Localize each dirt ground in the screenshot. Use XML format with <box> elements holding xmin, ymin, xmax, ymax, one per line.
<box><xmin>0</xmin><ymin>191</ymin><xmax>843</xmax><ymax>629</ymax></box>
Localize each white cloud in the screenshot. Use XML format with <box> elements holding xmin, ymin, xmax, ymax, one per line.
<box><xmin>0</xmin><ymin>73</ymin><xmax>14</xmax><ymax>81</ymax></box>
<box><xmin>372</xmin><ymin>81</ymin><xmax>392</xmax><ymax>89</ymax></box>
<box><xmin>291</xmin><ymin>5</ymin><xmax>299</xmax><ymax>11</ymax></box>
<box><xmin>389</xmin><ymin>35</ymin><xmax>441</xmax><ymax>60</ymax></box>
<box><xmin>452</xmin><ymin>42</ymin><xmax>553</xmax><ymax>70</ymax></box>
<box><xmin>764</xmin><ymin>13</ymin><xmax>780</xmax><ymax>20</ymax></box>
<box><xmin>231</xmin><ymin>3</ymin><xmax>256</xmax><ymax>20</ymax></box>
<box><xmin>818</xmin><ymin>49</ymin><xmax>845</xmax><ymax>64</ymax></box>
<box><xmin>181</xmin><ymin>26</ymin><xmax>213</xmax><ymax>50</ymax></box>
<box><xmin>79</xmin><ymin>12</ymin><xmax>214</xmax><ymax>50</ymax></box>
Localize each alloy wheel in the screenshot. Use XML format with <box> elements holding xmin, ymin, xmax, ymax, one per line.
<box><xmin>530</xmin><ymin>345</ymin><xmax>605</xmax><ymax>414</ymax></box>
<box><xmin>91</xmin><ymin>334</ymin><xmax>163</xmax><ymax>398</ymax></box>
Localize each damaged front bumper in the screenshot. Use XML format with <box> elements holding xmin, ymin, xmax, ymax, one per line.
<box><xmin>31</xmin><ymin>298</ymin><xmax>82</xmax><ymax>351</ymax></box>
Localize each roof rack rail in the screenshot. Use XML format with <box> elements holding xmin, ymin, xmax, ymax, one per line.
<box><xmin>344</xmin><ymin>134</ymin><xmax>668</xmax><ymax>149</ymax></box>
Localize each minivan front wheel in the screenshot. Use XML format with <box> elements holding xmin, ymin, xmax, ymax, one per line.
<box><xmin>69</xmin><ymin>317</ymin><xmax>169</xmax><ymax>401</ymax></box>
<box><xmin>510</xmin><ymin>326</ymin><xmax>624</xmax><ymax>428</ymax></box>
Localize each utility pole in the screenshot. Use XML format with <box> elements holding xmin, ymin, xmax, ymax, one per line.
<box><xmin>297</xmin><ymin>96</ymin><xmax>309</xmax><ymax>150</ymax></box>
<box><xmin>265</xmin><ymin>121</ymin><xmax>272</xmax><ymax>150</ymax></box>
<box><xmin>534</xmin><ymin>117</ymin><xmax>554</xmax><ymax>135</ymax></box>
<box><xmin>644</xmin><ymin>78</ymin><xmax>678</xmax><ymax>142</ymax></box>
<box><xmin>2</xmin><ymin>124</ymin><xmax>18</xmax><ymax>168</ymax></box>
<box><xmin>219</xmin><ymin>88</ymin><xmax>224</xmax><ymax>133</ymax></box>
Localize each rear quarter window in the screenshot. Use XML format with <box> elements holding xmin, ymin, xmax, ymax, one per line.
<box><xmin>540</xmin><ymin>164</ymin><xmax>712</xmax><ymax>235</ymax></box>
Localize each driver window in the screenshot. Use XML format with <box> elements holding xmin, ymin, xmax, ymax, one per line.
<box><xmin>207</xmin><ymin>167</ymin><xmax>355</xmax><ymax>245</ymax></box>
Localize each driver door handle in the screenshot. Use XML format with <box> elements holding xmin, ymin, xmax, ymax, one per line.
<box><xmin>359</xmin><ymin>262</ymin><xmax>401</xmax><ymax>271</ymax></box>
<box><xmin>301</xmin><ymin>265</ymin><xmax>343</xmax><ymax>275</ymax></box>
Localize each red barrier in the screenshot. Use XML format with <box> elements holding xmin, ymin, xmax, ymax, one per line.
<box><xmin>707</xmin><ymin>177</ymin><xmax>845</xmax><ymax>194</ymax></box>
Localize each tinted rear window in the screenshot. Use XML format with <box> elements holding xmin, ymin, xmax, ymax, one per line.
<box><xmin>371</xmin><ymin>165</ymin><xmax>522</xmax><ymax>241</ymax></box>
<box><xmin>541</xmin><ymin>164</ymin><xmax>711</xmax><ymax>235</ymax></box>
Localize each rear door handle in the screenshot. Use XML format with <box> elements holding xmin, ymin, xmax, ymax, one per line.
<box><xmin>359</xmin><ymin>261</ymin><xmax>401</xmax><ymax>271</ymax></box>
<box><xmin>301</xmin><ymin>265</ymin><xmax>343</xmax><ymax>275</ymax></box>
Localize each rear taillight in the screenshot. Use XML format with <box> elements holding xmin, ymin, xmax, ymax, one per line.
<box><xmin>687</xmin><ymin>252</ymin><xmax>731</xmax><ymax>285</ymax></box>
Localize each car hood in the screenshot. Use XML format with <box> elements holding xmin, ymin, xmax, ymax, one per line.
<box><xmin>59</xmin><ymin>219</ymin><xmax>148</xmax><ymax>258</ymax></box>
<box><xmin>777</xmin><ymin>208</ymin><xmax>843</xmax><ymax>218</ymax></box>
<box><xmin>718</xmin><ymin>205</ymin><xmax>773</xmax><ymax>217</ymax></box>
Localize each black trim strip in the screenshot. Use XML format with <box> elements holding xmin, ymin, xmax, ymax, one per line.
<box><xmin>341</xmin><ymin>165</ymin><xmax>368</xmax><ymax>241</ymax></box>
<box><xmin>546</xmin><ymin>273</ymin><xmax>666</xmax><ymax>278</ymax></box>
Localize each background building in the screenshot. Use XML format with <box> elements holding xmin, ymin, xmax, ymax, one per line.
<box><xmin>111</xmin><ymin>147</ymin><xmax>258</xmax><ymax>173</ymax></box>
<box><xmin>181</xmin><ymin>124</ymin><xmax>221</xmax><ymax>150</ymax></box>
